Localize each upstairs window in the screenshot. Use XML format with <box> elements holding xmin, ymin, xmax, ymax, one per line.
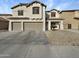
<box><xmin>18</xmin><ymin>10</ymin><xmax>23</xmax><ymax>16</ymax></box>
<box><xmin>51</xmin><ymin>12</ymin><xmax>56</xmax><ymax>17</ymax></box>
<box><xmin>33</xmin><ymin>7</ymin><xmax>39</xmax><ymax>14</ymax></box>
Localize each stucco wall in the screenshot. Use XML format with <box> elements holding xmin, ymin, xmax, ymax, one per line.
<box><xmin>60</xmin><ymin>11</ymin><xmax>79</xmax><ymax>30</ymax></box>
<box><xmin>47</xmin><ymin>10</ymin><xmax>60</xmax><ymax>19</ymax></box>
<box><xmin>12</xmin><ymin>3</ymin><xmax>44</xmax><ymax>19</ymax></box>
<box><xmin>75</xmin><ymin>11</ymin><xmax>79</xmax><ymax>17</ymax></box>
<box><xmin>10</xmin><ymin>2</ymin><xmax>46</xmax><ymax>31</ymax></box>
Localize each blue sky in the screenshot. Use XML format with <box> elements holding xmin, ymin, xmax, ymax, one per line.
<box><xmin>0</xmin><ymin>0</ymin><xmax>79</xmax><ymax>14</ymax></box>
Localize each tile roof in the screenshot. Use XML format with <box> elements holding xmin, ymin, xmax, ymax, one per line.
<box><xmin>0</xmin><ymin>14</ymin><xmax>12</xmax><ymax>16</ymax></box>
<box><xmin>8</xmin><ymin>17</ymin><xmax>29</xmax><ymax>19</ymax></box>
<box><xmin>11</xmin><ymin>1</ymin><xmax>46</xmax><ymax>9</ymax></box>
<box><xmin>74</xmin><ymin>17</ymin><xmax>79</xmax><ymax>19</ymax></box>
<box><xmin>27</xmin><ymin>1</ymin><xmax>46</xmax><ymax>7</ymax></box>
<box><xmin>62</xmin><ymin>10</ymin><xmax>79</xmax><ymax>12</ymax></box>
<box><xmin>0</xmin><ymin>17</ymin><xmax>9</xmax><ymax>21</ymax></box>
<box><xmin>11</xmin><ymin>3</ymin><xmax>28</xmax><ymax>9</ymax></box>
<box><xmin>48</xmin><ymin>18</ymin><xmax>64</xmax><ymax>20</ymax></box>
<box><xmin>46</xmin><ymin>9</ymin><xmax>60</xmax><ymax>13</ymax></box>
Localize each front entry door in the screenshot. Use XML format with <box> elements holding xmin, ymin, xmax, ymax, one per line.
<box><xmin>51</xmin><ymin>22</ymin><xmax>59</xmax><ymax>30</ymax></box>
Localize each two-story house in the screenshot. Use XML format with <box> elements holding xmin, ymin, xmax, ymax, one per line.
<box><xmin>8</xmin><ymin>1</ymin><xmax>64</xmax><ymax>32</ymax></box>
<box><xmin>0</xmin><ymin>1</ymin><xmax>79</xmax><ymax>31</ymax></box>
<box><xmin>8</xmin><ymin>1</ymin><xmax>46</xmax><ymax>32</ymax></box>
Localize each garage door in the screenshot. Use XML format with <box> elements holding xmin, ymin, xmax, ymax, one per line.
<box><xmin>23</xmin><ymin>22</ymin><xmax>43</xmax><ymax>31</ymax></box>
<box><xmin>12</xmin><ymin>22</ymin><xmax>21</xmax><ymax>31</ymax></box>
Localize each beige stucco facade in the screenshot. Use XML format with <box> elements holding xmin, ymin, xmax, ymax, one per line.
<box><xmin>46</xmin><ymin>9</ymin><xmax>79</xmax><ymax>30</ymax></box>
<box><xmin>1</xmin><ymin>1</ymin><xmax>79</xmax><ymax>31</ymax></box>
<box><xmin>47</xmin><ymin>9</ymin><xmax>60</xmax><ymax>19</ymax></box>
<box><xmin>8</xmin><ymin>1</ymin><xmax>46</xmax><ymax>31</ymax></box>
<box><xmin>46</xmin><ymin>9</ymin><xmax>64</xmax><ymax>30</ymax></box>
<box><xmin>12</xmin><ymin>3</ymin><xmax>43</xmax><ymax>19</ymax></box>
<box><xmin>60</xmin><ymin>11</ymin><xmax>79</xmax><ymax>30</ymax></box>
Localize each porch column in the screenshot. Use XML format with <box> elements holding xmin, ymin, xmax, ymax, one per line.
<box><xmin>21</xmin><ymin>21</ymin><xmax>23</xmax><ymax>31</ymax></box>
<box><xmin>48</xmin><ymin>21</ymin><xmax>51</xmax><ymax>30</ymax></box>
<box><xmin>60</xmin><ymin>21</ymin><xmax>64</xmax><ymax>30</ymax></box>
<box><xmin>43</xmin><ymin>7</ymin><xmax>46</xmax><ymax>31</ymax></box>
<box><xmin>9</xmin><ymin>21</ymin><xmax>12</xmax><ymax>31</ymax></box>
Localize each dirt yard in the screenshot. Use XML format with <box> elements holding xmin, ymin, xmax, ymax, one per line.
<box><xmin>46</xmin><ymin>30</ymin><xmax>79</xmax><ymax>46</ymax></box>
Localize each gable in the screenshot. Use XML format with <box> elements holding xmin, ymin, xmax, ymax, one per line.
<box><xmin>11</xmin><ymin>1</ymin><xmax>46</xmax><ymax>9</ymax></box>
<box><xmin>47</xmin><ymin>9</ymin><xmax>60</xmax><ymax>13</ymax></box>
<box><xmin>27</xmin><ymin>1</ymin><xmax>46</xmax><ymax>7</ymax></box>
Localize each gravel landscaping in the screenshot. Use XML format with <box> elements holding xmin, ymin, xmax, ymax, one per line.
<box><xmin>46</xmin><ymin>30</ymin><xmax>79</xmax><ymax>46</ymax></box>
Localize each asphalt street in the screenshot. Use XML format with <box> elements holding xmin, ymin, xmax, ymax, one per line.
<box><xmin>0</xmin><ymin>31</ymin><xmax>79</xmax><ymax>58</ymax></box>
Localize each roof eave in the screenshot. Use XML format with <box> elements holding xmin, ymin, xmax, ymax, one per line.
<box><xmin>27</xmin><ymin>1</ymin><xmax>46</xmax><ymax>8</ymax></box>
<box><xmin>11</xmin><ymin>3</ymin><xmax>28</xmax><ymax>9</ymax></box>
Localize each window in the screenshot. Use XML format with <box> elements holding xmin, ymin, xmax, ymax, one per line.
<box><xmin>51</xmin><ymin>12</ymin><xmax>56</xmax><ymax>17</ymax></box>
<box><xmin>33</xmin><ymin>7</ymin><xmax>39</xmax><ymax>14</ymax></box>
<box><xmin>68</xmin><ymin>24</ymin><xmax>72</xmax><ymax>29</ymax></box>
<box><xmin>18</xmin><ymin>10</ymin><xmax>23</xmax><ymax>16</ymax></box>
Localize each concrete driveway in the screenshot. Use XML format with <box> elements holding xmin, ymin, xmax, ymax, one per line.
<box><xmin>0</xmin><ymin>31</ymin><xmax>79</xmax><ymax>58</ymax></box>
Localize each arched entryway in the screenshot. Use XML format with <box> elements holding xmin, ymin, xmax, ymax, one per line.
<box><xmin>48</xmin><ymin>20</ymin><xmax>64</xmax><ymax>31</ymax></box>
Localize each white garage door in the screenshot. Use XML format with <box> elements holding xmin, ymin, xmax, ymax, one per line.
<box><xmin>12</xmin><ymin>22</ymin><xmax>21</xmax><ymax>31</ymax></box>
<box><xmin>23</xmin><ymin>22</ymin><xmax>43</xmax><ymax>31</ymax></box>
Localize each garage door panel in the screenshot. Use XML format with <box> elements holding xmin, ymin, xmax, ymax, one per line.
<box><xmin>12</xmin><ymin>22</ymin><xmax>21</xmax><ymax>31</ymax></box>
<box><xmin>24</xmin><ymin>23</ymin><xmax>29</xmax><ymax>31</ymax></box>
<box><xmin>23</xmin><ymin>22</ymin><xmax>43</xmax><ymax>31</ymax></box>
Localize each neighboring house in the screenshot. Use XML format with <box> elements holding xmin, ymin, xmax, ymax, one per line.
<box><xmin>0</xmin><ymin>1</ymin><xmax>79</xmax><ymax>31</ymax></box>
<box><xmin>0</xmin><ymin>14</ymin><xmax>12</xmax><ymax>31</ymax></box>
